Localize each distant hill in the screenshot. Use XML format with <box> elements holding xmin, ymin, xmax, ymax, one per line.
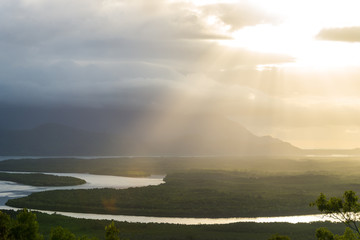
<box><xmin>303</xmin><ymin>148</ymin><xmax>360</xmax><ymax>156</ymax></box>
<box><xmin>0</xmin><ymin>123</ymin><xmax>121</xmax><ymax>156</ymax></box>
<box><xmin>0</xmin><ymin>118</ymin><xmax>302</xmax><ymax>156</ymax></box>
<box><xmin>129</xmin><ymin>116</ymin><xmax>303</xmax><ymax>156</ymax></box>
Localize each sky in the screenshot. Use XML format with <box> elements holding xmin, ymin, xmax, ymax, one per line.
<box><xmin>1</xmin><ymin>0</ymin><xmax>360</xmax><ymax>149</ymax></box>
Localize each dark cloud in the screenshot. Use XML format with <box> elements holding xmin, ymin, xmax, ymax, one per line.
<box><xmin>0</xmin><ymin>0</ymin><xmax>298</xmax><ymax>136</ymax></box>
<box><xmin>1</xmin><ymin>1</ymin><xmax>360</xmax><ymax>149</ymax></box>
<box><xmin>0</xmin><ymin>0</ymin><xmax>293</xmax><ymax>109</ymax></box>
<box><xmin>317</xmin><ymin>26</ymin><xmax>360</xmax><ymax>42</ymax></box>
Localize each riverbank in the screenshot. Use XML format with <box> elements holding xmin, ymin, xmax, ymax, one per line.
<box><xmin>3</xmin><ymin>156</ymin><xmax>360</xmax><ymax>177</ymax></box>
<box><xmin>1</xmin><ymin>209</ymin><xmax>346</xmax><ymax>240</ymax></box>
<box><xmin>0</xmin><ymin>172</ymin><xmax>86</xmax><ymax>186</ymax></box>
<box><xmin>7</xmin><ymin>170</ymin><xmax>360</xmax><ymax>218</ymax></box>
<box><xmin>0</xmin><ymin>205</ymin><xmax>338</xmax><ymax>225</ymax></box>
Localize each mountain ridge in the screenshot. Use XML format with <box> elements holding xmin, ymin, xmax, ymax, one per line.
<box><xmin>0</xmin><ymin>120</ymin><xmax>302</xmax><ymax>156</ymax></box>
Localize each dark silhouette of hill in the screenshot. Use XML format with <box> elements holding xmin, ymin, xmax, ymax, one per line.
<box><xmin>303</xmin><ymin>148</ymin><xmax>360</xmax><ymax>156</ymax></box>
<box><xmin>129</xmin><ymin>116</ymin><xmax>302</xmax><ymax>155</ymax></box>
<box><xmin>0</xmin><ymin>123</ymin><xmax>121</xmax><ymax>156</ymax></box>
<box><xmin>0</xmin><ymin>118</ymin><xmax>302</xmax><ymax>156</ymax></box>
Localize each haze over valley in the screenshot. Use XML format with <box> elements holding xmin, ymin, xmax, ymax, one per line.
<box><xmin>1</xmin><ymin>0</ymin><xmax>360</xmax><ymax>239</ymax></box>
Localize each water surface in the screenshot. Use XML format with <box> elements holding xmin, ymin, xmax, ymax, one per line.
<box><xmin>0</xmin><ymin>172</ymin><xmax>164</xmax><ymax>206</ymax></box>
<box><xmin>0</xmin><ymin>171</ymin><xmax>337</xmax><ymax>225</ymax></box>
<box><xmin>0</xmin><ymin>161</ymin><xmax>338</xmax><ymax>225</ymax></box>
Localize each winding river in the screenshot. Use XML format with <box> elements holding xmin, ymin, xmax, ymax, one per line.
<box><xmin>0</xmin><ymin>171</ymin><xmax>337</xmax><ymax>225</ymax></box>
<box><xmin>0</xmin><ymin>156</ymin><xmax>339</xmax><ymax>225</ymax></box>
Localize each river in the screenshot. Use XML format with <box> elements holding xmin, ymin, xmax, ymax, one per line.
<box><xmin>0</xmin><ymin>172</ymin><xmax>164</xmax><ymax>205</ymax></box>
<box><xmin>0</xmin><ymin>204</ymin><xmax>335</xmax><ymax>225</ymax></box>
<box><xmin>0</xmin><ymin>170</ymin><xmax>337</xmax><ymax>225</ymax></box>
<box><xmin>0</xmin><ymin>156</ymin><xmax>339</xmax><ymax>225</ymax></box>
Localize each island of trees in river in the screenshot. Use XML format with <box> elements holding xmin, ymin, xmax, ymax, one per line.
<box><xmin>0</xmin><ymin>172</ymin><xmax>86</xmax><ymax>186</ymax></box>
<box><xmin>7</xmin><ymin>170</ymin><xmax>360</xmax><ymax>218</ymax></box>
<box><xmin>2</xmin><ymin>156</ymin><xmax>360</xmax><ymax>239</ymax></box>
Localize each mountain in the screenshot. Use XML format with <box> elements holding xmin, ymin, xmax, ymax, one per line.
<box><xmin>303</xmin><ymin>148</ymin><xmax>360</xmax><ymax>156</ymax></box>
<box><xmin>130</xmin><ymin>116</ymin><xmax>302</xmax><ymax>156</ymax></box>
<box><xmin>0</xmin><ymin>123</ymin><xmax>122</xmax><ymax>156</ymax></box>
<box><xmin>0</xmin><ymin>118</ymin><xmax>302</xmax><ymax>156</ymax></box>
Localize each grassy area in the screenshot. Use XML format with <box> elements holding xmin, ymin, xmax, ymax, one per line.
<box><xmin>7</xmin><ymin>170</ymin><xmax>360</xmax><ymax>217</ymax></box>
<box><xmin>0</xmin><ymin>157</ymin><xmax>166</xmax><ymax>177</ymax></box>
<box><xmin>2</xmin><ymin>209</ymin><xmax>348</xmax><ymax>240</ymax></box>
<box><xmin>0</xmin><ymin>172</ymin><xmax>86</xmax><ymax>186</ymax></box>
<box><xmin>2</xmin><ymin>156</ymin><xmax>360</xmax><ymax>177</ymax></box>
<box><xmin>1</xmin><ymin>157</ymin><xmax>358</xmax><ymax>239</ymax></box>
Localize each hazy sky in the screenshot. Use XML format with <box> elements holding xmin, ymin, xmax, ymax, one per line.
<box><xmin>1</xmin><ymin>0</ymin><xmax>360</xmax><ymax>149</ymax></box>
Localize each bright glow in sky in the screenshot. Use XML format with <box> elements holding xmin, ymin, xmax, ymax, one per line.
<box><xmin>1</xmin><ymin>0</ymin><xmax>360</xmax><ymax>149</ymax></box>
<box><xmin>210</xmin><ymin>0</ymin><xmax>360</xmax><ymax>148</ymax></box>
<box><xmin>219</xmin><ymin>0</ymin><xmax>360</xmax><ymax>68</ymax></box>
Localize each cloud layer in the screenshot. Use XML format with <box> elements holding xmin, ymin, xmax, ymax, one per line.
<box><xmin>1</xmin><ymin>0</ymin><xmax>360</xmax><ymax>148</ymax></box>
<box><xmin>0</xmin><ymin>0</ymin><xmax>290</xmax><ymax>107</ymax></box>
<box><xmin>317</xmin><ymin>26</ymin><xmax>360</xmax><ymax>42</ymax></box>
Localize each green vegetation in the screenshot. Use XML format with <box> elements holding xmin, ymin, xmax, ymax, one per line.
<box><xmin>269</xmin><ymin>190</ymin><xmax>360</xmax><ymax>240</ymax></box>
<box><xmin>268</xmin><ymin>234</ymin><xmax>291</xmax><ymax>240</ymax></box>
<box><xmin>3</xmin><ymin>157</ymin><xmax>360</xmax><ymax>239</ymax></box>
<box><xmin>3</xmin><ymin>156</ymin><xmax>360</xmax><ymax>177</ymax></box>
<box><xmin>0</xmin><ymin>172</ymin><xmax>86</xmax><ymax>186</ymax></box>
<box><xmin>310</xmin><ymin>190</ymin><xmax>360</xmax><ymax>239</ymax></box>
<box><xmin>0</xmin><ymin>158</ymin><xmax>167</xmax><ymax>177</ymax></box>
<box><xmin>49</xmin><ymin>226</ymin><xmax>77</xmax><ymax>240</ymax></box>
<box><xmin>104</xmin><ymin>222</ymin><xmax>121</xmax><ymax>240</ymax></box>
<box><xmin>0</xmin><ymin>209</ymin><xmax>43</xmax><ymax>240</ymax></box>
<box><xmin>2</xmin><ymin>202</ymin><xmax>359</xmax><ymax>240</ymax></box>
<box><xmin>312</xmin><ymin>190</ymin><xmax>360</xmax><ymax>234</ymax></box>
<box><xmin>3</xmin><ymin>209</ymin><xmax>349</xmax><ymax>240</ymax></box>
<box><xmin>7</xmin><ymin>170</ymin><xmax>360</xmax><ymax>217</ymax></box>
<box><xmin>0</xmin><ymin>209</ymin><xmax>118</xmax><ymax>240</ymax></box>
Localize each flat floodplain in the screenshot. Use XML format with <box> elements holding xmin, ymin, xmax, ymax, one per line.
<box><xmin>3</xmin><ymin>156</ymin><xmax>360</xmax><ymax>218</ymax></box>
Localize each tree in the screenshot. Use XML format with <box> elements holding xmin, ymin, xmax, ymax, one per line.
<box><xmin>335</xmin><ymin>227</ymin><xmax>358</xmax><ymax>240</ymax></box>
<box><xmin>315</xmin><ymin>227</ymin><xmax>358</xmax><ymax>240</ymax></box>
<box><xmin>268</xmin><ymin>234</ymin><xmax>291</xmax><ymax>240</ymax></box>
<box><xmin>271</xmin><ymin>190</ymin><xmax>360</xmax><ymax>240</ymax></box>
<box><xmin>50</xmin><ymin>226</ymin><xmax>76</xmax><ymax>240</ymax></box>
<box><xmin>0</xmin><ymin>210</ymin><xmax>101</xmax><ymax>240</ymax></box>
<box><xmin>78</xmin><ymin>236</ymin><xmax>99</xmax><ymax>240</ymax></box>
<box><xmin>9</xmin><ymin>209</ymin><xmax>43</xmax><ymax>240</ymax></box>
<box><xmin>0</xmin><ymin>211</ymin><xmax>11</xmax><ymax>240</ymax></box>
<box><xmin>105</xmin><ymin>221</ymin><xmax>120</xmax><ymax>240</ymax></box>
<box><xmin>311</xmin><ymin>190</ymin><xmax>360</xmax><ymax>235</ymax></box>
<box><xmin>315</xmin><ymin>227</ymin><xmax>335</xmax><ymax>240</ymax></box>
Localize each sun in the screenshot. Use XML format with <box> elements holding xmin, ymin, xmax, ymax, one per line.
<box><xmin>218</xmin><ymin>0</ymin><xmax>360</xmax><ymax>69</ymax></box>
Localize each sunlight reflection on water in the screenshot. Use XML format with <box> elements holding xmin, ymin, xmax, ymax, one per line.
<box><xmin>0</xmin><ymin>204</ymin><xmax>336</xmax><ymax>225</ymax></box>
<box><xmin>0</xmin><ymin>168</ymin><xmax>336</xmax><ymax>225</ymax></box>
<box><xmin>0</xmin><ymin>172</ymin><xmax>164</xmax><ymax>207</ymax></box>
<box><xmin>0</xmin><ymin>173</ymin><xmax>332</xmax><ymax>225</ymax></box>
